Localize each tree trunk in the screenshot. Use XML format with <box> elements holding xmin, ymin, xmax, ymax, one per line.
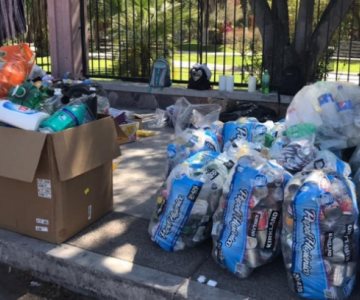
<box><xmin>294</xmin><ymin>0</ymin><xmax>314</xmax><ymax>55</ymax></box>
<box><xmin>249</xmin><ymin>0</ymin><xmax>295</xmax><ymax>87</ymax></box>
<box><xmin>305</xmin><ymin>0</ymin><xmax>354</xmax><ymax>82</ymax></box>
<box><xmin>250</xmin><ymin>0</ymin><xmax>354</xmax><ymax>85</ymax></box>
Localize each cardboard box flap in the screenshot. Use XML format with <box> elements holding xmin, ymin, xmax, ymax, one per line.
<box><xmin>51</xmin><ymin>117</ymin><xmax>120</xmax><ymax>181</ymax></box>
<box><xmin>0</xmin><ymin>127</ymin><xmax>47</xmax><ymax>182</ymax></box>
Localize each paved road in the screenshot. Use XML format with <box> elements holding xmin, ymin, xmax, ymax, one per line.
<box><xmin>0</xmin><ymin>262</ymin><xmax>93</xmax><ymax>300</ymax></box>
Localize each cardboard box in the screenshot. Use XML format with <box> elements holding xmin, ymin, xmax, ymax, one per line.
<box><xmin>116</xmin><ymin>121</ymin><xmax>140</xmax><ymax>145</ymax></box>
<box><xmin>0</xmin><ymin>116</ymin><xmax>120</xmax><ymax>244</ymax></box>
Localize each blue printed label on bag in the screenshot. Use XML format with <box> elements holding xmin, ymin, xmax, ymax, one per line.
<box><xmin>336</xmin><ymin>100</ymin><xmax>353</xmax><ymax>112</ymax></box>
<box><xmin>153</xmin><ymin>176</ymin><xmax>203</xmax><ymax>251</ymax></box>
<box><xmin>186</xmin><ymin>151</ymin><xmax>219</xmax><ymax>170</ymax></box>
<box><xmin>3</xmin><ymin>101</ymin><xmax>38</xmax><ymax>114</ymax></box>
<box><xmin>318</xmin><ymin>93</ymin><xmax>335</xmax><ymax>106</ymax></box>
<box><xmin>217</xmin><ymin>165</ymin><xmax>258</xmax><ymax>273</ymax></box>
<box><xmin>292</xmin><ymin>181</ymin><xmax>328</xmax><ymax>298</ymax></box>
<box><xmin>203</xmin><ymin>129</ymin><xmax>220</xmax><ymax>152</ymax></box>
<box><xmin>223</xmin><ymin>121</ymin><xmax>266</xmax><ymax>145</ymax></box>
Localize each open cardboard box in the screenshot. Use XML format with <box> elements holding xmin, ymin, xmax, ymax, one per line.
<box><xmin>0</xmin><ymin>116</ymin><xmax>120</xmax><ymax>243</ymax></box>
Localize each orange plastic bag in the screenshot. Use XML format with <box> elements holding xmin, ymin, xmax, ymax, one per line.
<box><xmin>0</xmin><ymin>44</ymin><xmax>35</xmax><ymax>98</ymax></box>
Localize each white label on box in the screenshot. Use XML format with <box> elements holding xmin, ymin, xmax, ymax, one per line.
<box><xmin>35</xmin><ymin>226</ymin><xmax>48</xmax><ymax>232</ymax></box>
<box><xmin>36</xmin><ymin>218</ymin><xmax>49</xmax><ymax>226</ymax></box>
<box><xmin>88</xmin><ymin>205</ymin><xmax>92</xmax><ymax>220</ymax></box>
<box><xmin>37</xmin><ymin>179</ymin><xmax>52</xmax><ymax>199</ymax></box>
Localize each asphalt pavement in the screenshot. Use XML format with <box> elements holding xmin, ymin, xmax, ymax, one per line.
<box><xmin>0</xmin><ymin>262</ymin><xmax>92</xmax><ymax>300</ymax></box>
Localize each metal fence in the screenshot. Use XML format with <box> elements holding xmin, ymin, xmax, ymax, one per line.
<box><xmin>86</xmin><ymin>0</ymin><xmax>360</xmax><ymax>86</ymax></box>
<box><xmin>2</xmin><ymin>1</ymin><xmax>359</xmax><ymax>86</ymax></box>
<box><xmin>0</xmin><ymin>0</ymin><xmax>51</xmax><ymax>73</ymax></box>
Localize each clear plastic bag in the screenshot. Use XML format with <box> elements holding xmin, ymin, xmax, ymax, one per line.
<box><xmin>0</xmin><ymin>44</ymin><xmax>35</xmax><ymax>97</ymax></box>
<box><xmin>349</xmin><ymin>145</ymin><xmax>360</xmax><ymax>174</ymax></box>
<box><xmin>282</xmin><ymin>169</ymin><xmax>359</xmax><ymax>300</ymax></box>
<box><xmin>168</xmin><ymin>97</ymin><xmax>221</xmax><ymax>134</ymax></box>
<box><xmin>303</xmin><ymin>150</ymin><xmax>351</xmax><ymax>177</ymax></box>
<box><xmin>149</xmin><ymin>150</ymin><xmax>232</xmax><ymax>251</ymax></box>
<box><xmin>275</xmin><ymin>139</ymin><xmax>317</xmax><ymax>174</ymax></box>
<box><xmin>147</xmin><ymin>108</ymin><xmax>167</xmax><ymax>128</ymax></box>
<box><xmin>285</xmin><ymin>81</ymin><xmax>360</xmax><ymax>150</ymax></box>
<box><xmin>166</xmin><ymin>127</ymin><xmax>221</xmax><ymax>176</ymax></box>
<box><xmin>212</xmin><ymin>150</ymin><xmax>291</xmax><ymax>278</ymax></box>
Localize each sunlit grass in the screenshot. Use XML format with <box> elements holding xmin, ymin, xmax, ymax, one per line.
<box><xmin>36</xmin><ymin>54</ymin><xmax>359</xmax><ymax>83</ymax></box>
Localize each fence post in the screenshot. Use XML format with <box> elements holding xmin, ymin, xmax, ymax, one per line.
<box><xmin>47</xmin><ymin>0</ymin><xmax>88</xmax><ymax>78</ymax></box>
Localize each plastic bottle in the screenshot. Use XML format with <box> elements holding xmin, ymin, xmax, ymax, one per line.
<box><xmin>8</xmin><ymin>81</ymin><xmax>45</xmax><ymax>109</ymax></box>
<box><xmin>248</xmin><ymin>74</ymin><xmax>256</xmax><ymax>93</ymax></box>
<box><xmin>39</xmin><ymin>103</ymin><xmax>89</xmax><ymax>133</ymax></box>
<box><xmin>261</xmin><ymin>69</ymin><xmax>270</xmax><ymax>94</ymax></box>
<box><xmin>41</xmin><ymin>88</ymin><xmax>65</xmax><ymax>114</ymax></box>
<box><xmin>316</xmin><ymin>83</ymin><xmax>341</xmax><ymax>129</ymax></box>
<box><xmin>0</xmin><ymin>100</ymin><xmax>50</xmax><ymax>131</ymax></box>
<box><xmin>335</xmin><ymin>84</ymin><xmax>355</xmax><ymax>138</ymax></box>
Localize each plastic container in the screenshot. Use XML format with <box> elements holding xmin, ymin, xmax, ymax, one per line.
<box><xmin>226</xmin><ymin>76</ymin><xmax>234</xmax><ymax>92</ymax></box>
<box><xmin>39</xmin><ymin>103</ymin><xmax>93</xmax><ymax>133</ymax></box>
<box><xmin>219</xmin><ymin>76</ymin><xmax>227</xmax><ymax>91</ymax></box>
<box><xmin>248</xmin><ymin>74</ymin><xmax>257</xmax><ymax>93</ymax></box>
<box><xmin>335</xmin><ymin>84</ymin><xmax>355</xmax><ymax>138</ymax></box>
<box><xmin>41</xmin><ymin>88</ymin><xmax>64</xmax><ymax>114</ymax></box>
<box><xmin>317</xmin><ymin>83</ymin><xmax>341</xmax><ymax>129</ymax></box>
<box><xmin>261</xmin><ymin>70</ymin><xmax>270</xmax><ymax>94</ymax></box>
<box><xmin>0</xmin><ymin>100</ymin><xmax>49</xmax><ymax>131</ymax></box>
<box><xmin>8</xmin><ymin>81</ymin><xmax>45</xmax><ymax>109</ymax></box>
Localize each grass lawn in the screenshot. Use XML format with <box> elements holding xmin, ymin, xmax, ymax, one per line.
<box><xmin>328</xmin><ymin>59</ymin><xmax>360</xmax><ymax>73</ymax></box>
<box><xmin>36</xmin><ymin>54</ymin><xmax>359</xmax><ymax>84</ymax></box>
<box><xmin>172</xmin><ymin>52</ymin><xmax>258</xmax><ymax>67</ymax></box>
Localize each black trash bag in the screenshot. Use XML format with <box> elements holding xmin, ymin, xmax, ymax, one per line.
<box><xmin>219</xmin><ymin>102</ymin><xmax>278</xmax><ymax>123</ymax></box>
<box><xmin>278</xmin><ymin>65</ymin><xmax>305</xmax><ymax>96</ymax></box>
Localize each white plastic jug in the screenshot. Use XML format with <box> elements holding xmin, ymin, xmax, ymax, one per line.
<box><xmin>0</xmin><ymin>100</ymin><xmax>49</xmax><ymax>131</ymax></box>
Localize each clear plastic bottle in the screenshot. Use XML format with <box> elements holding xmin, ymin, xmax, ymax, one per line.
<box><xmin>316</xmin><ymin>82</ymin><xmax>341</xmax><ymax>129</ymax></box>
<box><xmin>335</xmin><ymin>84</ymin><xmax>355</xmax><ymax>138</ymax></box>
<box><xmin>41</xmin><ymin>88</ymin><xmax>64</xmax><ymax>114</ymax></box>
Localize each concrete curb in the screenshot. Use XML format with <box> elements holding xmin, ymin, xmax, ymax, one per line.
<box><xmin>0</xmin><ymin>229</ymin><xmax>248</xmax><ymax>300</ymax></box>
<box><xmin>100</xmin><ymin>81</ymin><xmax>293</xmax><ymax>105</ymax></box>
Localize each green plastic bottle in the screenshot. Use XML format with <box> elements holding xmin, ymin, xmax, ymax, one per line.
<box><xmin>261</xmin><ymin>69</ymin><xmax>270</xmax><ymax>94</ymax></box>
<box><xmin>284</xmin><ymin>123</ymin><xmax>317</xmax><ymax>140</ymax></box>
<box><xmin>8</xmin><ymin>81</ymin><xmax>45</xmax><ymax>109</ymax></box>
<box><xmin>39</xmin><ymin>103</ymin><xmax>87</xmax><ymax>133</ymax></box>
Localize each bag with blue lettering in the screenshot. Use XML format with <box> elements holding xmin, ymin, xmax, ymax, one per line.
<box><xmin>212</xmin><ymin>151</ymin><xmax>291</xmax><ymax>278</ymax></box>
<box><xmin>282</xmin><ymin>168</ymin><xmax>359</xmax><ymax>300</ymax></box>
<box><xmin>149</xmin><ymin>150</ymin><xmax>233</xmax><ymax>251</ymax></box>
<box><xmin>222</xmin><ymin>117</ymin><xmax>268</xmax><ymax>150</ymax></box>
<box><xmin>149</xmin><ymin>58</ymin><xmax>171</xmax><ymax>88</ymax></box>
<box><xmin>166</xmin><ymin>127</ymin><xmax>221</xmax><ymax>176</ymax></box>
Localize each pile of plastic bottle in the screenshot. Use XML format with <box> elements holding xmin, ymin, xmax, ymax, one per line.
<box><xmin>0</xmin><ymin>44</ymin><xmax>110</xmax><ymax>133</ymax></box>
<box><xmin>148</xmin><ymin>81</ymin><xmax>360</xmax><ymax>300</ymax></box>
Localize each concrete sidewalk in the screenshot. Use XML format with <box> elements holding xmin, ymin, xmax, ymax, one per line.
<box><xmin>0</xmin><ymin>116</ymin><xmax>360</xmax><ymax>299</ymax></box>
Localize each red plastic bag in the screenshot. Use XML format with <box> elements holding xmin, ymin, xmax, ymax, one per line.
<box><xmin>0</xmin><ymin>44</ymin><xmax>35</xmax><ymax>98</ymax></box>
